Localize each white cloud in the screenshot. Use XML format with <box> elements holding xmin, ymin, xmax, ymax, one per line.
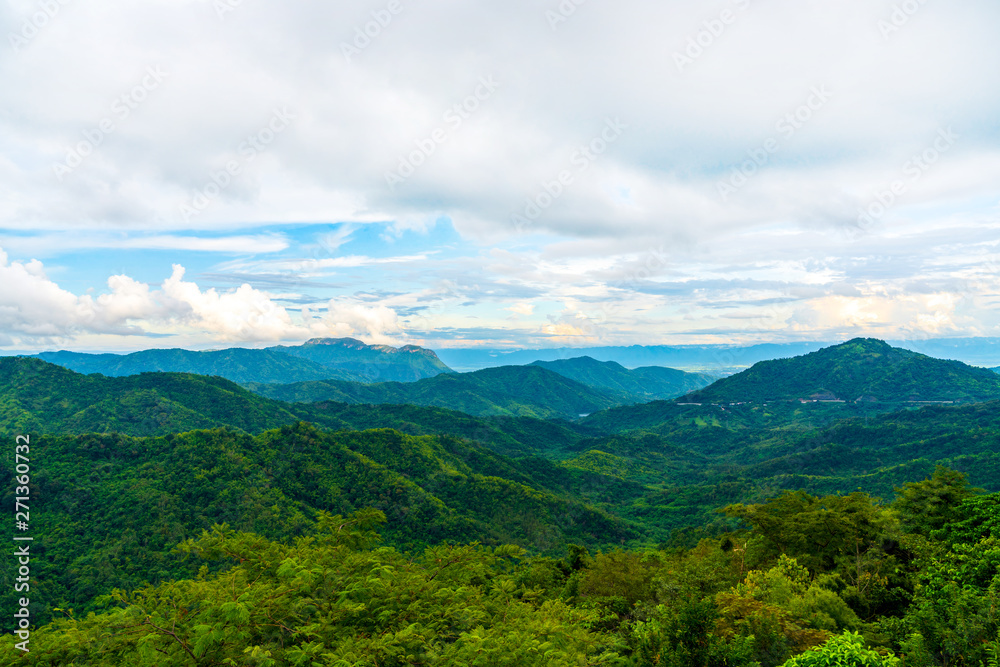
<box><xmin>0</xmin><ymin>0</ymin><xmax>996</xmax><ymax>245</ymax></box>
<box><xmin>0</xmin><ymin>249</ymin><xmax>153</xmax><ymax>340</ymax></box>
<box><xmin>0</xmin><ymin>255</ymin><xmax>408</xmax><ymax>347</ymax></box>
<box><xmin>0</xmin><ymin>233</ymin><xmax>290</xmax><ymax>257</ymax></box>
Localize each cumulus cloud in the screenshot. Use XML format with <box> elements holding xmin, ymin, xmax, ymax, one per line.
<box><xmin>0</xmin><ymin>249</ymin><xmax>151</xmax><ymax>340</ymax></box>
<box><xmin>0</xmin><ymin>255</ymin><xmax>406</xmax><ymax>347</ymax></box>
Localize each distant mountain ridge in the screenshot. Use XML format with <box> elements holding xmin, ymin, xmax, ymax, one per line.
<box><xmin>681</xmin><ymin>338</ymin><xmax>1000</xmax><ymax>404</ymax></box>
<box><xmin>246</xmin><ymin>365</ymin><xmax>625</xmax><ymax>420</ymax></box>
<box><xmin>32</xmin><ymin>338</ymin><xmax>452</xmax><ymax>384</ymax></box>
<box><xmin>435</xmin><ymin>338</ymin><xmax>1000</xmax><ymax>372</ymax></box>
<box><xmin>268</xmin><ymin>337</ymin><xmax>451</xmax><ymax>382</ymax></box>
<box><xmin>529</xmin><ymin>356</ymin><xmax>715</xmax><ymax>401</ymax></box>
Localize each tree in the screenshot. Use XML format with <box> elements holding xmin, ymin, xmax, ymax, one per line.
<box><xmin>722</xmin><ymin>491</ymin><xmax>888</xmax><ymax>574</ymax></box>
<box><xmin>893</xmin><ymin>466</ymin><xmax>976</xmax><ymax>536</ymax></box>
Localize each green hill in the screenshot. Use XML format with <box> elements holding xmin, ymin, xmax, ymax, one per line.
<box><xmin>0</xmin><ymin>357</ymin><xmax>303</xmax><ymax>436</ymax></box>
<box><xmin>0</xmin><ymin>357</ymin><xmax>602</xmax><ymax>459</ymax></box>
<box><xmin>681</xmin><ymin>338</ymin><xmax>1000</xmax><ymax>404</ymax></box>
<box><xmin>246</xmin><ymin>365</ymin><xmax>624</xmax><ymax>420</ymax></box>
<box><xmin>529</xmin><ymin>356</ymin><xmax>715</xmax><ymax>401</ymax></box>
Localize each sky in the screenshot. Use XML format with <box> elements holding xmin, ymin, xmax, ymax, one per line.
<box><xmin>1</xmin><ymin>0</ymin><xmax>999</xmax><ymax>353</ymax></box>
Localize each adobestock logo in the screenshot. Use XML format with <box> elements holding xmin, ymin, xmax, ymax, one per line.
<box><xmin>384</xmin><ymin>76</ymin><xmax>500</xmax><ymax>191</ymax></box>
<box><xmin>8</xmin><ymin>0</ymin><xmax>72</xmax><ymax>53</ymax></box>
<box><xmin>717</xmin><ymin>85</ymin><xmax>832</xmax><ymax>202</ymax></box>
<box><xmin>511</xmin><ymin>118</ymin><xmax>627</xmax><ymax>232</ymax></box>
<box><xmin>179</xmin><ymin>108</ymin><xmax>296</xmax><ymax>222</ymax></box>
<box><xmin>878</xmin><ymin>0</ymin><xmax>930</xmax><ymax>39</ymax></box>
<box><xmin>341</xmin><ymin>0</ymin><xmax>405</xmax><ymax>63</ymax></box>
<box><xmin>673</xmin><ymin>0</ymin><xmax>752</xmax><ymax>73</ymax></box>
<box><xmin>849</xmin><ymin>126</ymin><xmax>958</xmax><ymax>239</ymax></box>
<box><xmin>52</xmin><ymin>66</ymin><xmax>169</xmax><ymax>182</ymax></box>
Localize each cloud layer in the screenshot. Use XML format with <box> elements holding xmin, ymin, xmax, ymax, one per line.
<box><xmin>1</xmin><ymin>1</ymin><xmax>999</xmax><ymax>351</ymax></box>
<box><xmin>2</xmin><ymin>0</ymin><xmax>997</xmax><ymax>240</ymax></box>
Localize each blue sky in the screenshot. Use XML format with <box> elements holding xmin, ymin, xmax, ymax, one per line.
<box><xmin>1</xmin><ymin>0</ymin><xmax>1000</xmax><ymax>353</ymax></box>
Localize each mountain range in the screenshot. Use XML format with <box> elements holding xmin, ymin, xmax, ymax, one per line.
<box><xmin>32</xmin><ymin>337</ymin><xmax>453</xmax><ymax>384</ymax></box>
<box><xmin>6</xmin><ymin>337</ymin><xmax>1000</xmax><ymax>661</ymax></box>
<box><xmin>246</xmin><ymin>364</ymin><xmax>624</xmax><ymax>420</ymax></box>
<box><xmin>435</xmin><ymin>337</ymin><xmax>1000</xmax><ymax>371</ymax></box>
<box><xmin>529</xmin><ymin>357</ymin><xmax>715</xmax><ymax>401</ymax></box>
<box><xmin>246</xmin><ymin>357</ymin><xmax>715</xmax><ymax>419</ymax></box>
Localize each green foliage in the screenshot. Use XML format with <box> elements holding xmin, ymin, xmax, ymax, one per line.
<box><xmin>0</xmin><ymin>423</ymin><xmax>636</xmax><ymax>631</ymax></box>
<box><xmin>8</xmin><ymin>340</ymin><xmax>1000</xmax><ymax>665</ymax></box>
<box><xmin>933</xmin><ymin>492</ymin><xmax>1000</xmax><ymax>547</ymax></box>
<box><xmin>0</xmin><ymin>357</ymin><xmax>302</xmax><ymax>437</ymax></box>
<box><xmin>723</xmin><ymin>491</ymin><xmax>888</xmax><ymax>574</ymax></box>
<box><xmin>779</xmin><ymin>631</ymin><xmax>899</xmax><ymax>666</ymax></box>
<box><xmin>0</xmin><ymin>513</ymin><xmax>623</xmax><ymax>666</ymax></box>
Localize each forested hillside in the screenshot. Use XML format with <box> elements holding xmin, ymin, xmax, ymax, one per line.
<box><xmin>0</xmin><ymin>357</ymin><xmax>302</xmax><ymax>436</ymax></box>
<box><xmin>530</xmin><ymin>356</ymin><xmax>715</xmax><ymax>401</ymax></box>
<box><xmin>5</xmin><ymin>478</ymin><xmax>1000</xmax><ymax>665</ymax></box>
<box><xmin>246</xmin><ymin>365</ymin><xmax>625</xmax><ymax>419</ymax></box>
<box><xmin>683</xmin><ymin>337</ymin><xmax>1000</xmax><ymax>403</ymax></box>
<box><xmin>0</xmin><ymin>422</ymin><xmax>641</xmax><ymax>633</ymax></box>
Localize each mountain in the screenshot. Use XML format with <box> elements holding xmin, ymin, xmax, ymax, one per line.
<box><xmin>267</xmin><ymin>337</ymin><xmax>452</xmax><ymax>382</ymax></box>
<box><xmin>31</xmin><ymin>338</ymin><xmax>453</xmax><ymax>384</ymax></box>
<box><xmin>246</xmin><ymin>365</ymin><xmax>624</xmax><ymax>420</ymax></box>
<box><xmin>529</xmin><ymin>356</ymin><xmax>715</xmax><ymax>401</ymax></box>
<box><xmin>680</xmin><ymin>338</ymin><xmax>1000</xmax><ymax>404</ymax></box>
<box><xmin>34</xmin><ymin>347</ymin><xmax>355</xmax><ymax>384</ymax></box>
